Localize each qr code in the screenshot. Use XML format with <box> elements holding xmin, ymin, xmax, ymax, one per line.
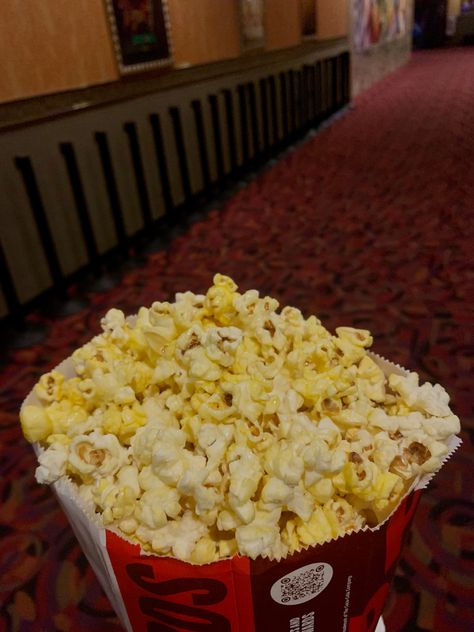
<box><xmin>280</xmin><ymin>566</ymin><xmax>325</xmax><ymax>603</ymax></box>
<box><xmin>271</xmin><ymin>563</ymin><xmax>333</xmax><ymax>605</ymax></box>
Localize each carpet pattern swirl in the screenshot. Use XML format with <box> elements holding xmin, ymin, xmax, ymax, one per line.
<box><xmin>0</xmin><ymin>49</ymin><xmax>473</xmax><ymax>631</ymax></box>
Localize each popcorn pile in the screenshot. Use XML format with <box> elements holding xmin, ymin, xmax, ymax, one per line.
<box><xmin>20</xmin><ymin>275</ymin><xmax>460</xmax><ymax>564</ymax></box>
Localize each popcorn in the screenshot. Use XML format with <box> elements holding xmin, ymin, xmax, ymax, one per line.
<box><xmin>34</xmin><ymin>370</ymin><xmax>65</xmax><ymax>403</ymax></box>
<box><xmin>35</xmin><ymin>441</ymin><xmax>69</xmax><ymax>484</ymax></box>
<box><xmin>93</xmin><ymin>476</ymin><xmax>137</xmax><ymax>524</ymax></box>
<box><xmin>135</xmin><ymin>491</ymin><xmax>168</xmax><ymax>529</ymax></box>
<box><xmin>101</xmin><ymin>308</ymin><xmax>127</xmax><ymax>342</ymax></box>
<box><xmin>69</xmin><ymin>431</ymin><xmax>129</xmax><ymax>480</ymax></box>
<box><xmin>228</xmin><ymin>447</ymin><xmax>263</xmax><ymax>505</ymax></box>
<box><xmin>147</xmin><ymin>511</ymin><xmax>208</xmax><ymax>560</ymax></box>
<box><xmin>21</xmin><ymin>274</ymin><xmax>460</xmax><ymax>564</ymax></box>
<box><xmin>20</xmin><ymin>405</ymin><xmax>52</xmax><ymax>442</ymax></box>
<box><xmin>389</xmin><ymin>372</ymin><xmax>453</xmax><ymax>417</ymax></box>
<box><xmin>236</xmin><ymin>521</ymin><xmax>280</xmax><ymax>559</ymax></box>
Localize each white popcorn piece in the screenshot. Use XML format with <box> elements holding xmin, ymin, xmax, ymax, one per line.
<box><xmin>197</xmin><ymin>423</ymin><xmax>233</xmax><ymax>470</ymax></box>
<box><xmin>92</xmin><ymin>475</ymin><xmax>137</xmax><ymax>524</ymax></box>
<box><xmin>336</xmin><ymin>327</ymin><xmax>373</xmax><ymax>348</ymax></box>
<box><xmin>150</xmin><ymin>511</ymin><xmax>208</xmax><ymax>561</ymax></box>
<box><xmin>217</xmin><ymin>509</ymin><xmax>240</xmax><ymax>531</ymax></box>
<box><xmin>33</xmin><ymin>370</ymin><xmax>65</xmax><ymax>404</ymax></box>
<box><xmin>69</xmin><ymin>431</ymin><xmax>128</xmax><ymax>479</ymax></box>
<box><xmin>421</xmin><ymin>414</ymin><xmax>460</xmax><ymax>440</ymax></box>
<box><xmin>389</xmin><ymin>373</ymin><xmax>452</xmax><ymax>417</ymax></box>
<box><xmin>172</xmin><ymin>292</ymin><xmax>206</xmax><ymax>330</ymax></box>
<box><xmin>101</xmin><ymin>308</ymin><xmax>127</xmax><ymax>342</ymax></box>
<box><xmin>204</xmin><ymin>327</ymin><xmax>243</xmax><ymax>367</ymax></box>
<box><xmin>271</xmin><ymin>447</ymin><xmax>305</xmax><ymax>486</ymax></box>
<box><xmin>286</xmin><ymin>485</ymin><xmax>314</xmax><ymax>521</ymax></box>
<box><xmin>235</xmin><ymin>520</ymin><xmax>280</xmax><ymax>559</ymax></box>
<box><xmin>228</xmin><ymin>446</ymin><xmax>263</xmax><ymax>505</ymax></box>
<box><xmin>303</xmin><ymin>440</ymin><xmax>346</xmax><ymax>475</ymax></box>
<box><xmin>134</xmin><ymin>423</ymin><xmax>185</xmax><ymax>469</ymax></box>
<box><xmin>232</xmin><ymin>499</ymin><xmax>255</xmax><ymax>524</ymax></box>
<box><xmin>117</xmin><ymin>465</ymin><xmax>141</xmax><ymax>498</ymax></box>
<box><xmin>144</xmin><ymin>309</ymin><xmax>177</xmax><ymax>348</ymax></box>
<box><xmin>261</xmin><ymin>477</ymin><xmax>292</xmax><ymax>506</ymax></box>
<box><xmin>135</xmin><ymin>490</ymin><xmax>168</xmax><ymax>529</ymax></box>
<box><xmin>35</xmin><ymin>442</ymin><xmax>69</xmax><ymax>484</ymax></box>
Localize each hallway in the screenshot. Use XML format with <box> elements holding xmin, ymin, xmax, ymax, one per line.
<box><xmin>1</xmin><ymin>48</ymin><xmax>473</xmax><ymax>631</ymax></box>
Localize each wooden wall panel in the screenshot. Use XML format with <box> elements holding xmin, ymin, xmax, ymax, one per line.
<box><xmin>0</xmin><ymin>0</ymin><xmax>119</xmax><ymax>104</ymax></box>
<box><xmin>265</xmin><ymin>0</ymin><xmax>302</xmax><ymax>50</ymax></box>
<box><xmin>317</xmin><ymin>0</ymin><xmax>349</xmax><ymax>40</ymax></box>
<box><xmin>167</xmin><ymin>0</ymin><xmax>241</xmax><ymax>67</ymax></box>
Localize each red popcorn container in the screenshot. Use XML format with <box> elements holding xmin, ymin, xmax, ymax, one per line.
<box><xmin>23</xmin><ymin>354</ymin><xmax>461</xmax><ymax>632</ymax></box>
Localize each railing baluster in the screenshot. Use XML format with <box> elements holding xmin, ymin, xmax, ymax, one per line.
<box><xmin>344</xmin><ymin>52</ymin><xmax>351</xmax><ymax>104</ymax></box>
<box><xmin>15</xmin><ymin>156</ymin><xmax>65</xmax><ymax>290</ymax></box>
<box><xmin>297</xmin><ymin>69</ymin><xmax>304</xmax><ymax>130</ymax></box>
<box><xmin>332</xmin><ymin>57</ymin><xmax>339</xmax><ymax>111</ymax></box>
<box><xmin>0</xmin><ymin>239</ymin><xmax>21</xmax><ymax>319</ymax></box>
<box><xmin>95</xmin><ymin>132</ymin><xmax>128</xmax><ymax>256</ymax></box>
<box><xmin>0</xmin><ymin>237</ymin><xmax>48</xmax><ymax>346</ymax></box>
<box><xmin>338</xmin><ymin>55</ymin><xmax>343</xmax><ymax>108</ymax></box>
<box><xmin>305</xmin><ymin>65</ymin><xmax>313</xmax><ymax>126</ymax></box>
<box><xmin>279</xmin><ymin>72</ymin><xmax>289</xmax><ymax>140</ymax></box>
<box><xmin>315</xmin><ymin>61</ymin><xmax>322</xmax><ymax>120</ymax></box>
<box><xmin>328</xmin><ymin>58</ymin><xmax>334</xmax><ymax>114</ymax></box>
<box><xmin>237</xmin><ymin>84</ymin><xmax>250</xmax><ymax>165</ymax></box>
<box><xmin>169</xmin><ymin>106</ymin><xmax>192</xmax><ymax>206</ymax></box>
<box><xmin>60</xmin><ymin>142</ymin><xmax>100</xmax><ymax>274</ymax></box>
<box><xmin>323</xmin><ymin>60</ymin><xmax>330</xmax><ymax>116</ymax></box>
<box><xmin>259</xmin><ymin>78</ymin><xmax>270</xmax><ymax>155</ymax></box>
<box><xmin>208</xmin><ymin>95</ymin><xmax>225</xmax><ymax>183</ymax></box>
<box><xmin>268</xmin><ymin>75</ymin><xmax>279</xmax><ymax>146</ymax></box>
<box><xmin>319</xmin><ymin>60</ymin><xmax>325</xmax><ymax>116</ymax></box>
<box><xmin>223</xmin><ymin>89</ymin><xmax>238</xmax><ymax>175</ymax></box>
<box><xmin>301</xmin><ymin>67</ymin><xmax>308</xmax><ymax>128</ymax></box>
<box><xmin>309</xmin><ymin>64</ymin><xmax>316</xmax><ymax>124</ymax></box>
<box><xmin>149</xmin><ymin>113</ymin><xmax>174</xmax><ymax>217</ymax></box>
<box><xmin>124</xmin><ymin>122</ymin><xmax>153</xmax><ymax>231</ymax></box>
<box><xmin>191</xmin><ymin>100</ymin><xmax>211</xmax><ymax>193</ymax></box>
<box><xmin>248</xmin><ymin>82</ymin><xmax>260</xmax><ymax>160</ymax></box>
<box><xmin>288</xmin><ymin>70</ymin><xmax>297</xmax><ymax>134</ymax></box>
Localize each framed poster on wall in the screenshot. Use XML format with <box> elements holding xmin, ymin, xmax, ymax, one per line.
<box><xmin>240</xmin><ymin>0</ymin><xmax>265</xmax><ymax>50</ymax></box>
<box><xmin>105</xmin><ymin>0</ymin><xmax>172</xmax><ymax>73</ymax></box>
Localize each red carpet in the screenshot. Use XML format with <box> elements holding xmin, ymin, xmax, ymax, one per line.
<box><xmin>1</xmin><ymin>48</ymin><xmax>473</xmax><ymax>631</ymax></box>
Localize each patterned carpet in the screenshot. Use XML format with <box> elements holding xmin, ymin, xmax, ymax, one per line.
<box><xmin>1</xmin><ymin>48</ymin><xmax>473</xmax><ymax>631</ymax></box>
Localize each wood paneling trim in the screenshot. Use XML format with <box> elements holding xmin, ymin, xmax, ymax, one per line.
<box><xmin>0</xmin><ymin>38</ymin><xmax>348</xmax><ymax>133</ymax></box>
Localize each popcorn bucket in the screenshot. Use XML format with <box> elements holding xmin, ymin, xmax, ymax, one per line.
<box><xmin>23</xmin><ymin>354</ymin><xmax>461</xmax><ymax>632</ymax></box>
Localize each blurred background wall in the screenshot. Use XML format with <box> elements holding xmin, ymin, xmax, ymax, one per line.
<box><xmin>0</xmin><ymin>2</ymin><xmax>415</xmax><ymax>105</ymax></box>
<box><xmin>0</xmin><ymin>1</ymin><xmax>353</xmax><ymax>105</ymax></box>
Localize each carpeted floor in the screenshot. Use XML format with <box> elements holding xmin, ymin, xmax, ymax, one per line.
<box><xmin>1</xmin><ymin>48</ymin><xmax>473</xmax><ymax>631</ymax></box>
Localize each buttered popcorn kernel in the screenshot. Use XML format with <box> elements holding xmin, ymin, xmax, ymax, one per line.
<box><xmin>20</xmin><ymin>274</ymin><xmax>460</xmax><ymax>563</ymax></box>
